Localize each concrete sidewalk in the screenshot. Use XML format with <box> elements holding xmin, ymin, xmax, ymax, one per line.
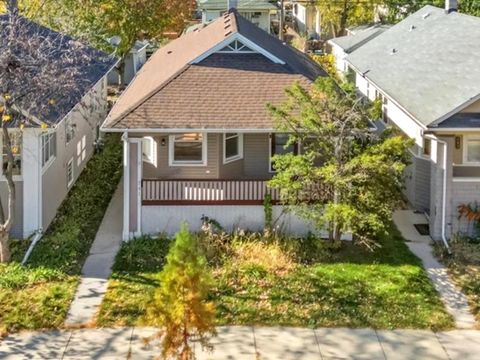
<box><xmin>1</xmin><ymin>327</ymin><xmax>480</xmax><ymax>359</ymax></box>
<box><xmin>393</xmin><ymin>210</ymin><xmax>476</xmax><ymax>329</ymax></box>
<box><xmin>64</xmin><ymin>181</ymin><xmax>124</xmax><ymax>326</ymax></box>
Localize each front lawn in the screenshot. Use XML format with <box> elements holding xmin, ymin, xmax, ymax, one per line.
<box><xmin>97</xmin><ymin>225</ymin><xmax>454</xmax><ymax>330</ymax></box>
<box><xmin>0</xmin><ymin>135</ymin><xmax>122</xmax><ymax>334</ymax></box>
<box><xmin>435</xmin><ymin>237</ymin><xmax>480</xmax><ymax>326</ymax></box>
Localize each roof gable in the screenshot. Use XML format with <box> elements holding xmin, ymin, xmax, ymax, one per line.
<box><xmin>104</xmin><ymin>10</ymin><xmax>326</xmax><ymax>129</ymax></box>
<box><xmin>347</xmin><ymin>5</ymin><xmax>480</xmax><ymax>127</ymax></box>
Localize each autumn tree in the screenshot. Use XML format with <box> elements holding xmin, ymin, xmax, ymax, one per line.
<box><xmin>267</xmin><ymin>78</ymin><xmax>412</xmax><ymax>247</ymax></box>
<box><xmin>0</xmin><ymin>2</ymin><xmax>112</xmax><ymax>262</ymax></box>
<box><xmin>147</xmin><ymin>224</ymin><xmax>216</xmax><ymax>360</ymax></box>
<box><xmin>316</xmin><ymin>0</ymin><xmax>383</xmax><ymax>37</ymax></box>
<box><xmin>26</xmin><ymin>0</ymin><xmax>196</xmax><ymax>83</ymax></box>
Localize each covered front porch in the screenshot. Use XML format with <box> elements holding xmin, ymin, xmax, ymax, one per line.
<box><xmin>122</xmin><ymin>131</ymin><xmax>320</xmax><ymax>239</ymax></box>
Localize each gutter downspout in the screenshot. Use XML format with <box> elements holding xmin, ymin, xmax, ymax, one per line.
<box><xmin>425</xmin><ymin>134</ymin><xmax>451</xmax><ymax>252</ymax></box>
<box><xmin>21</xmin><ymin>230</ymin><xmax>43</xmax><ymax>265</ymax></box>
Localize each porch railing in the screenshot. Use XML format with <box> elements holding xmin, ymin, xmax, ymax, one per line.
<box><xmin>142</xmin><ymin>179</ymin><xmax>281</xmax><ymax>205</ymax></box>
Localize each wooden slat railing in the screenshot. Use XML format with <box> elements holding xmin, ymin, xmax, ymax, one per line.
<box><xmin>142</xmin><ymin>179</ymin><xmax>281</xmax><ymax>205</ymax></box>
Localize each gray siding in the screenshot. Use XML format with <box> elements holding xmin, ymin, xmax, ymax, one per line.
<box><xmin>243</xmin><ymin>133</ymin><xmax>271</xmax><ymax>179</ymax></box>
<box><xmin>415</xmin><ymin>157</ymin><xmax>431</xmax><ymax>212</ymax></box>
<box><xmin>404</xmin><ymin>153</ymin><xmax>431</xmax><ymax>213</ymax></box>
<box><xmin>0</xmin><ymin>181</ymin><xmax>23</xmax><ymax>238</ymax></box>
<box><xmin>142</xmin><ymin>133</ymin><xmax>220</xmax><ymax>179</ymax></box>
<box><xmin>42</xmin><ymin>79</ymin><xmax>107</xmax><ymax>230</ymax></box>
<box><xmin>140</xmin><ymin>133</ymin><xmax>273</xmax><ymax>180</ymax></box>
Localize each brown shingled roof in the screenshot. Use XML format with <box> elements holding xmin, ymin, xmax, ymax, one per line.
<box><xmin>103</xmin><ymin>10</ymin><xmax>327</xmax><ymax>131</ymax></box>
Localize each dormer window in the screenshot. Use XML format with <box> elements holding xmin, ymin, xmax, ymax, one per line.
<box><xmin>218</xmin><ymin>40</ymin><xmax>254</xmax><ymax>53</ymax></box>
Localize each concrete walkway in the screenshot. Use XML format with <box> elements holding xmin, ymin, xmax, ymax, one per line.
<box><xmin>1</xmin><ymin>327</ymin><xmax>480</xmax><ymax>359</ymax></box>
<box><xmin>64</xmin><ymin>181</ymin><xmax>123</xmax><ymax>326</ymax></box>
<box><xmin>393</xmin><ymin>210</ymin><xmax>476</xmax><ymax>329</ymax></box>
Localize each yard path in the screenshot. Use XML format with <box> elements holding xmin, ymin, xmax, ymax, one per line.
<box><xmin>1</xmin><ymin>326</ymin><xmax>480</xmax><ymax>359</ymax></box>
<box><xmin>393</xmin><ymin>210</ymin><xmax>477</xmax><ymax>329</ymax></box>
<box><xmin>64</xmin><ymin>180</ymin><xmax>123</xmax><ymax>326</ymax></box>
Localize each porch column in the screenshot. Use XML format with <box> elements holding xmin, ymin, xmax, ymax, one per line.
<box><xmin>122</xmin><ymin>135</ymin><xmax>142</xmax><ymax>240</ymax></box>
<box><xmin>22</xmin><ymin>129</ymin><xmax>42</xmax><ymax>238</ymax></box>
<box><xmin>429</xmin><ymin>136</ymin><xmax>454</xmax><ymax>241</ymax></box>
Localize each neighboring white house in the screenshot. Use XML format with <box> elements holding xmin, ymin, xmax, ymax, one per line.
<box><xmin>198</xmin><ymin>0</ymin><xmax>278</xmax><ymax>33</ymax></box>
<box><xmin>102</xmin><ymin>9</ymin><xmax>330</xmax><ymax>240</ymax></box>
<box><xmin>328</xmin><ymin>24</ymin><xmax>390</xmax><ymax>75</ymax></box>
<box><xmin>107</xmin><ymin>41</ymin><xmax>148</xmax><ymax>85</ymax></box>
<box><xmin>345</xmin><ymin>3</ymin><xmax>480</xmax><ymax>241</ymax></box>
<box><xmin>0</xmin><ymin>17</ymin><xmax>116</xmax><ymax>239</ymax></box>
<box><xmin>291</xmin><ymin>0</ymin><xmax>321</xmax><ymax>38</ymax></box>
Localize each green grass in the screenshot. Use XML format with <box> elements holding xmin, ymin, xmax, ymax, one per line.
<box><xmin>97</xmin><ymin>226</ymin><xmax>454</xmax><ymax>330</ymax></box>
<box><xmin>0</xmin><ymin>135</ymin><xmax>122</xmax><ymax>334</ymax></box>
<box><xmin>434</xmin><ymin>237</ymin><xmax>480</xmax><ymax>326</ymax></box>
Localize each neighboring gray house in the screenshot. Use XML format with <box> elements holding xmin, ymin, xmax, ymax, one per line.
<box><xmin>328</xmin><ymin>24</ymin><xmax>390</xmax><ymax>75</ymax></box>
<box><xmin>107</xmin><ymin>41</ymin><xmax>148</xmax><ymax>85</ymax></box>
<box><xmin>346</xmin><ymin>3</ymin><xmax>480</xmax><ymax>241</ymax></box>
<box><xmin>102</xmin><ymin>9</ymin><xmax>328</xmax><ymax>239</ymax></box>
<box><xmin>198</xmin><ymin>0</ymin><xmax>278</xmax><ymax>33</ymax></box>
<box><xmin>1</xmin><ymin>18</ymin><xmax>116</xmax><ymax>239</ymax></box>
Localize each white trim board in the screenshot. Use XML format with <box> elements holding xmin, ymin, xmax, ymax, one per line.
<box><xmin>191</xmin><ymin>33</ymin><xmax>285</xmax><ymax>65</ymax></box>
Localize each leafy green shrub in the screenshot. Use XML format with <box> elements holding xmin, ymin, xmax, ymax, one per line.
<box><xmin>113</xmin><ymin>235</ymin><xmax>171</xmax><ymax>273</ymax></box>
<box><xmin>26</xmin><ymin>134</ymin><xmax>122</xmax><ymax>273</ymax></box>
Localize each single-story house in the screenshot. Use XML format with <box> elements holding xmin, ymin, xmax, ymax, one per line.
<box><xmin>328</xmin><ymin>24</ymin><xmax>390</xmax><ymax>75</ymax></box>
<box><xmin>292</xmin><ymin>0</ymin><xmax>321</xmax><ymax>39</ymax></box>
<box><xmin>198</xmin><ymin>0</ymin><xmax>278</xmax><ymax>33</ymax></box>
<box><xmin>101</xmin><ymin>8</ymin><xmax>328</xmax><ymax>239</ymax></box>
<box><xmin>0</xmin><ymin>15</ymin><xmax>116</xmax><ymax>238</ymax></box>
<box><xmin>345</xmin><ymin>3</ymin><xmax>480</xmax><ymax>240</ymax></box>
<box><xmin>107</xmin><ymin>41</ymin><xmax>148</xmax><ymax>85</ymax></box>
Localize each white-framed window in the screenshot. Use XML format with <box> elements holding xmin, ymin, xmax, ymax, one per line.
<box><xmin>142</xmin><ymin>136</ymin><xmax>157</xmax><ymax>166</ymax></box>
<box><xmin>2</xmin><ymin>131</ymin><xmax>22</xmax><ymax>176</ymax></box>
<box><xmin>223</xmin><ymin>133</ymin><xmax>243</xmax><ymax>164</ymax></box>
<box><xmin>463</xmin><ymin>136</ymin><xmax>480</xmax><ymax>164</ymax></box>
<box><xmin>269</xmin><ymin>133</ymin><xmax>298</xmax><ymax>172</ymax></box>
<box><xmin>77</xmin><ymin>135</ymin><xmax>86</xmax><ymax>166</ymax></box>
<box><xmin>65</xmin><ymin>119</ymin><xmax>75</xmax><ymax>144</ymax></box>
<box><xmin>41</xmin><ymin>132</ymin><xmax>56</xmax><ymax>167</ymax></box>
<box><xmin>169</xmin><ymin>133</ymin><xmax>207</xmax><ymax>166</ymax></box>
<box><xmin>66</xmin><ymin>158</ymin><xmax>74</xmax><ymax>188</ymax></box>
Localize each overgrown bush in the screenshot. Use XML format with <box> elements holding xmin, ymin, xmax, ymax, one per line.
<box><xmin>26</xmin><ymin>134</ymin><xmax>123</xmax><ymax>273</ymax></box>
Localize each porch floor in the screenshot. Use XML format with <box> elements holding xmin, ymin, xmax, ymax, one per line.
<box><xmin>393</xmin><ymin>210</ymin><xmax>432</xmax><ymax>244</ymax></box>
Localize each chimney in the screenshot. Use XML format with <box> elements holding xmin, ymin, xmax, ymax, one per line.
<box><xmin>445</xmin><ymin>0</ymin><xmax>458</xmax><ymax>14</ymax></box>
<box><xmin>228</xmin><ymin>0</ymin><xmax>238</xmax><ymax>10</ymax></box>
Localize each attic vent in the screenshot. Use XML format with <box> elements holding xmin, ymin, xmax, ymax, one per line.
<box><xmin>409</xmin><ymin>25</ymin><xmax>416</xmax><ymax>31</ymax></box>
<box><xmin>218</xmin><ymin>40</ymin><xmax>254</xmax><ymax>53</ymax></box>
<box><xmin>390</xmin><ymin>48</ymin><xmax>397</xmax><ymax>55</ymax></box>
<box><xmin>225</xmin><ymin>30</ymin><xmax>232</xmax><ymax>36</ymax></box>
<box><xmin>422</xmin><ymin>12</ymin><xmax>430</xmax><ymax>19</ymax></box>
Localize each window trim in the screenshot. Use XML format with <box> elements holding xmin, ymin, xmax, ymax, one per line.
<box><xmin>142</xmin><ymin>136</ymin><xmax>157</xmax><ymax>167</ymax></box>
<box><xmin>41</xmin><ymin>131</ymin><xmax>56</xmax><ymax>171</ymax></box>
<box><xmin>269</xmin><ymin>133</ymin><xmax>299</xmax><ymax>173</ymax></box>
<box><xmin>168</xmin><ymin>133</ymin><xmax>207</xmax><ymax>167</ymax></box>
<box><xmin>223</xmin><ymin>133</ymin><xmax>243</xmax><ymax>164</ymax></box>
<box><xmin>66</xmin><ymin>157</ymin><xmax>74</xmax><ymax>188</ymax></box>
<box><xmin>463</xmin><ymin>135</ymin><xmax>480</xmax><ymax>165</ymax></box>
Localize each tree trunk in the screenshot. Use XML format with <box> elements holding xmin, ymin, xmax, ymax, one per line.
<box><xmin>0</xmin><ymin>126</ymin><xmax>17</xmax><ymax>263</ymax></box>
<box><xmin>0</xmin><ymin>230</ymin><xmax>11</xmax><ymax>263</ymax></box>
